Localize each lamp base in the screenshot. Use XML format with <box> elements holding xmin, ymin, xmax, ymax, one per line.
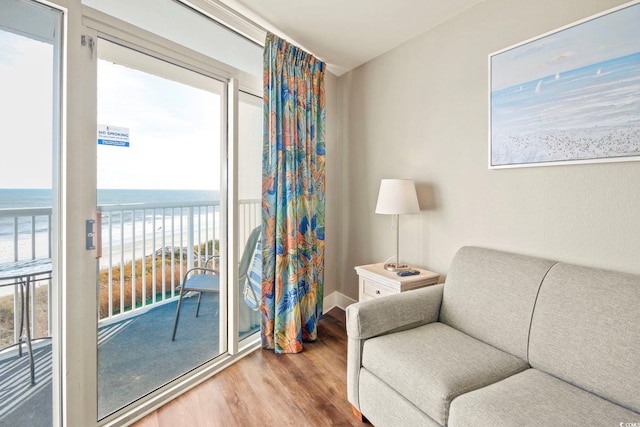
<box><xmin>383</xmin><ymin>263</ymin><xmax>410</xmax><ymax>272</ymax></box>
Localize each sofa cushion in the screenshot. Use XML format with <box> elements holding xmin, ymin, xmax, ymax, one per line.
<box><xmin>361</xmin><ymin>322</ymin><xmax>528</xmax><ymax>426</ymax></box>
<box><xmin>529</xmin><ymin>263</ymin><xmax>640</xmax><ymax>413</ymax></box>
<box><xmin>359</xmin><ymin>369</ymin><xmax>441</xmax><ymax>427</ymax></box>
<box><xmin>449</xmin><ymin>369</ymin><xmax>640</xmax><ymax>427</ymax></box>
<box><xmin>440</xmin><ymin>246</ymin><xmax>556</xmax><ymax>360</ymax></box>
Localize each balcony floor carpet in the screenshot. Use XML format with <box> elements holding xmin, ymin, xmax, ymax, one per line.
<box><xmin>98</xmin><ymin>292</ymin><xmax>221</xmax><ymax>419</ymax></box>
<box><xmin>0</xmin><ymin>292</ymin><xmax>229</xmax><ymax>425</ymax></box>
<box><xmin>0</xmin><ymin>344</ymin><xmax>52</xmax><ymax>426</ymax></box>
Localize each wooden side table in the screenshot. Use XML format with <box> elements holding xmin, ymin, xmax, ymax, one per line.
<box><xmin>355</xmin><ymin>263</ymin><xmax>439</xmax><ymax>302</ymax></box>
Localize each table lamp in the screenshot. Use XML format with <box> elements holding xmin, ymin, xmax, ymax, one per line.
<box><xmin>375</xmin><ymin>179</ymin><xmax>420</xmax><ymax>271</ymax></box>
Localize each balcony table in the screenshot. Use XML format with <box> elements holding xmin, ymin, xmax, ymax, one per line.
<box><xmin>0</xmin><ymin>258</ymin><xmax>52</xmax><ymax>385</ymax></box>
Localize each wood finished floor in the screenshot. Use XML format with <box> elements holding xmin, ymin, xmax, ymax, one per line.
<box><xmin>132</xmin><ymin>308</ymin><xmax>361</xmax><ymax>427</ymax></box>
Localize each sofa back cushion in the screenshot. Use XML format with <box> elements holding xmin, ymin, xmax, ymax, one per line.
<box><xmin>529</xmin><ymin>263</ymin><xmax>640</xmax><ymax>413</ymax></box>
<box><xmin>440</xmin><ymin>246</ymin><xmax>555</xmax><ymax>360</ymax></box>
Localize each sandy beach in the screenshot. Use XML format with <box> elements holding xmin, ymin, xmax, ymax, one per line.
<box><xmin>0</xmin><ymin>227</ymin><xmax>218</xmax><ymax>298</ymax></box>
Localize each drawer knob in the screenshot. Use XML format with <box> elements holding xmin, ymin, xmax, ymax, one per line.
<box><xmin>375</xmin><ymin>290</ymin><xmax>381</xmax><ymax>295</ymax></box>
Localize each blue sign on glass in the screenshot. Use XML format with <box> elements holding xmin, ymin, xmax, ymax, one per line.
<box><xmin>98</xmin><ymin>124</ymin><xmax>130</xmax><ymax>147</ymax></box>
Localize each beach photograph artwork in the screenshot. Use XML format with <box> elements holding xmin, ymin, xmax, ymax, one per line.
<box><xmin>490</xmin><ymin>1</ymin><xmax>640</xmax><ymax>167</ymax></box>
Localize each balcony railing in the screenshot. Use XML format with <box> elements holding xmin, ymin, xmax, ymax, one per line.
<box><xmin>0</xmin><ymin>207</ymin><xmax>52</xmax><ymax>345</ymax></box>
<box><xmin>0</xmin><ymin>199</ymin><xmax>260</xmax><ymax>346</ymax></box>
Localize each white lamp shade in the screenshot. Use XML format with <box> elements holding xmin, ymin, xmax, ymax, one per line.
<box><xmin>375</xmin><ymin>179</ymin><xmax>420</xmax><ymax>215</ymax></box>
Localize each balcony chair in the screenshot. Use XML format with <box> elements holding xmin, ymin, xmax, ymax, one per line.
<box><xmin>171</xmin><ymin>225</ymin><xmax>261</xmax><ymax>341</ymax></box>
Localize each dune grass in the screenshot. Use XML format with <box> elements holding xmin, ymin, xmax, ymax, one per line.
<box><xmin>0</xmin><ymin>241</ymin><xmax>218</xmax><ymax>348</ymax></box>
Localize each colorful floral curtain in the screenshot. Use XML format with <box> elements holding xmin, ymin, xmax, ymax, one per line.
<box><xmin>261</xmin><ymin>33</ymin><xmax>326</xmax><ymax>354</ymax></box>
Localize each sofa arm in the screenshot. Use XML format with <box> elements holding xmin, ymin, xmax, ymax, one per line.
<box><xmin>346</xmin><ymin>284</ymin><xmax>444</xmax><ymax>411</ymax></box>
<box><xmin>347</xmin><ymin>284</ymin><xmax>444</xmax><ymax>339</ymax></box>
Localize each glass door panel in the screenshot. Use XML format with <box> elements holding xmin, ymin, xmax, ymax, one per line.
<box><xmin>237</xmin><ymin>91</ymin><xmax>262</xmax><ymax>341</ymax></box>
<box><xmin>96</xmin><ymin>39</ymin><xmax>225</xmax><ymax>419</ymax></box>
<box><xmin>0</xmin><ymin>0</ymin><xmax>62</xmax><ymax>425</ymax></box>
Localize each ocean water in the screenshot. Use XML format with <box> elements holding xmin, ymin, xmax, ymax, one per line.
<box><xmin>0</xmin><ymin>188</ymin><xmax>220</xmax><ymax>263</ymax></box>
<box><xmin>491</xmin><ymin>51</ymin><xmax>640</xmax><ymax>165</ymax></box>
<box><xmin>0</xmin><ymin>188</ymin><xmax>219</xmax><ymax>209</ymax></box>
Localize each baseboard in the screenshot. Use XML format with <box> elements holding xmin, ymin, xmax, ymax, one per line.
<box><xmin>323</xmin><ymin>291</ymin><xmax>357</xmax><ymax>313</ymax></box>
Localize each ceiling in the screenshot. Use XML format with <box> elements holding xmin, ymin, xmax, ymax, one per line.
<box><xmin>217</xmin><ymin>0</ymin><xmax>485</xmax><ymax>76</ymax></box>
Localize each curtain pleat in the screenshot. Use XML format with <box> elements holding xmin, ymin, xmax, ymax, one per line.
<box><xmin>261</xmin><ymin>33</ymin><xmax>326</xmax><ymax>354</ymax></box>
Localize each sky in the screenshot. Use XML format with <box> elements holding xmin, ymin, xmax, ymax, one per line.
<box><xmin>0</xmin><ymin>29</ymin><xmax>223</xmax><ymax>191</ymax></box>
<box><xmin>491</xmin><ymin>2</ymin><xmax>640</xmax><ymax>91</ymax></box>
<box><xmin>0</xmin><ymin>30</ymin><xmax>53</xmax><ymax>189</ymax></box>
<box><xmin>97</xmin><ymin>54</ymin><xmax>222</xmax><ymax>190</ymax></box>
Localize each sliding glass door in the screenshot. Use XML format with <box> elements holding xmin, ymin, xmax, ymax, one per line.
<box><xmin>4</xmin><ymin>0</ymin><xmax>266</xmax><ymax>423</ymax></box>
<box><xmin>11</xmin><ymin>1</ymin><xmax>268</xmax><ymax>422</ymax></box>
<box><xmin>96</xmin><ymin>39</ymin><xmax>226</xmax><ymax>418</ymax></box>
<box><xmin>0</xmin><ymin>0</ymin><xmax>62</xmax><ymax>425</ymax></box>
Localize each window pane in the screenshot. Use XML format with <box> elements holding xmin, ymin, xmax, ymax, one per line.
<box><xmin>0</xmin><ymin>1</ymin><xmax>61</xmax><ymax>426</ymax></box>
<box><xmin>96</xmin><ymin>39</ymin><xmax>225</xmax><ymax>419</ymax></box>
<box><xmin>237</xmin><ymin>91</ymin><xmax>262</xmax><ymax>340</ymax></box>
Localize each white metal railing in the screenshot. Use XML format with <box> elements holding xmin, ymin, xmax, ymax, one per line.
<box><xmin>0</xmin><ymin>199</ymin><xmax>260</xmax><ymax>343</ymax></box>
<box><xmin>0</xmin><ymin>207</ymin><xmax>53</xmax><ymax>345</ymax></box>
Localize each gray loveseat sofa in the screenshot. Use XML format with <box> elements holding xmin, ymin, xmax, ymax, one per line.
<box><xmin>347</xmin><ymin>246</ymin><xmax>640</xmax><ymax>426</ymax></box>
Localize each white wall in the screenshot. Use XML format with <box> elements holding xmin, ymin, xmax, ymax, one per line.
<box><xmin>336</xmin><ymin>0</ymin><xmax>639</xmax><ymax>300</ymax></box>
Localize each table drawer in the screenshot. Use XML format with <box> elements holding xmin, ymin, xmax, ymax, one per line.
<box><xmin>355</xmin><ymin>263</ymin><xmax>440</xmax><ymax>302</ymax></box>
<box><xmin>361</xmin><ymin>278</ymin><xmax>395</xmax><ymax>299</ymax></box>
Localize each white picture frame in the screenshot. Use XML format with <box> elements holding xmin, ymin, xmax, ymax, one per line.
<box><xmin>489</xmin><ymin>0</ymin><xmax>640</xmax><ymax>169</ymax></box>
